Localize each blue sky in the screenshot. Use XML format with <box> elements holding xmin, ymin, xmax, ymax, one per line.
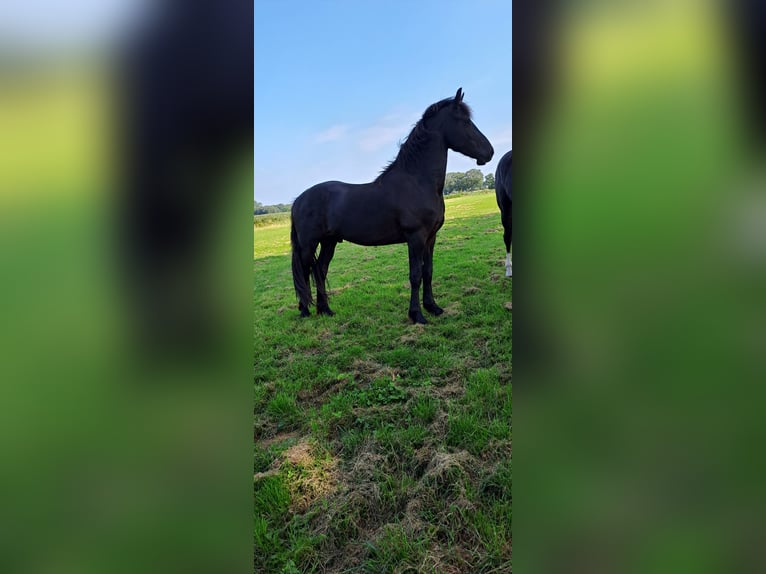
<box><xmin>254</xmin><ymin>0</ymin><xmax>512</xmax><ymax>205</ymax></box>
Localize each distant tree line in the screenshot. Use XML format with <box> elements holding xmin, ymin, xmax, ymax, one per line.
<box><xmin>255</xmin><ymin>170</ymin><xmax>495</xmax><ymax>211</ymax></box>
<box><xmin>444</xmin><ymin>169</ymin><xmax>495</xmax><ymax>195</ymax></box>
<box><xmin>254</xmin><ymin>200</ymin><xmax>291</xmax><ymax>215</ymax></box>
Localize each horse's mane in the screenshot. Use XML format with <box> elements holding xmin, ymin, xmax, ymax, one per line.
<box><xmin>375</xmin><ymin>96</ymin><xmax>472</xmax><ymax>181</ymax></box>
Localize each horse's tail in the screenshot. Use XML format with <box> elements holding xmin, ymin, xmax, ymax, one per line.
<box><xmin>291</xmin><ymin>217</ymin><xmax>313</xmax><ymax>307</ymax></box>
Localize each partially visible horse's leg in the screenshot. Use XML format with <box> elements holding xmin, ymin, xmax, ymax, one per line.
<box><xmin>315</xmin><ymin>239</ymin><xmax>337</xmax><ymax>316</ymax></box>
<box><xmin>298</xmin><ymin>240</ymin><xmax>318</xmax><ymax>317</ymax></box>
<box><xmin>503</xmin><ymin>200</ymin><xmax>512</xmax><ymax>277</ymax></box>
<box><xmin>422</xmin><ymin>236</ymin><xmax>443</xmax><ymax>316</ymax></box>
<box><xmin>407</xmin><ymin>235</ymin><xmax>428</xmax><ymax>324</ymax></box>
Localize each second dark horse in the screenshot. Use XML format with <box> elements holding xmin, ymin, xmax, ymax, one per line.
<box><xmin>291</xmin><ymin>88</ymin><xmax>494</xmax><ymax>324</ymax></box>
<box><xmin>495</xmin><ymin>150</ymin><xmax>512</xmax><ymax>277</ymax></box>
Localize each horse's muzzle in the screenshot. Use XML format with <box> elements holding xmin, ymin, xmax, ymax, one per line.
<box><xmin>476</xmin><ymin>152</ymin><xmax>493</xmax><ymax>166</ymax></box>
<box><xmin>477</xmin><ymin>147</ymin><xmax>494</xmax><ymax>166</ymax></box>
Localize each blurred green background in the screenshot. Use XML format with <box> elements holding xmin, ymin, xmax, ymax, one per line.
<box><xmin>519</xmin><ymin>2</ymin><xmax>765</xmax><ymax>572</ymax></box>
<box><xmin>3</xmin><ymin>1</ymin><xmax>765</xmax><ymax>572</ymax></box>
<box><xmin>0</xmin><ymin>58</ymin><xmax>252</xmax><ymax>573</ymax></box>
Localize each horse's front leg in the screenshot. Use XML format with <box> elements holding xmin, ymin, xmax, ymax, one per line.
<box><xmin>422</xmin><ymin>237</ymin><xmax>443</xmax><ymax>316</ymax></box>
<box><xmin>407</xmin><ymin>236</ymin><xmax>427</xmax><ymax>324</ymax></box>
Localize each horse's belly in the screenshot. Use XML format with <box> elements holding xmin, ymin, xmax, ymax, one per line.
<box><xmin>344</xmin><ymin>230</ymin><xmax>405</xmax><ymax>247</ymax></box>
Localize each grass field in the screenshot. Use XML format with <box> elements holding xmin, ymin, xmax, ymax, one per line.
<box><xmin>254</xmin><ymin>190</ymin><xmax>512</xmax><ymax>573</ymax></box>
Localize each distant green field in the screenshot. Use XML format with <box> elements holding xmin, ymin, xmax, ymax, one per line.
<box><xmin>254</xmin><ymin>190</ymin><xmax>511</xmax><ymax>573</ymax></box>
<box><xmin>253</xmin><ymin>190</ymin><xmax>498</xmax><ymax>259</ymax></box>
<box><xmin>254</xmin><ymin>211</ymin><xmax>291</xmax><ymax>228</ymax></box>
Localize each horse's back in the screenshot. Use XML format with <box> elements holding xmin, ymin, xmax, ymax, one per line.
<box><xmin>293</xmin><ymin>180</ymin><xmax>360</xmax><ymax>216</ymax></box>
<box><xmin>293</xmin><ymin>179</ymin><xmax>411</xmax><ymax>246</ymax></box>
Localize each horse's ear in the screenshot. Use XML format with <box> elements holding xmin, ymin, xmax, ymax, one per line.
<box><xmin>455</xmin><ymin>87</ymin><xmax>464</xmax><ymax>102</ymax></box>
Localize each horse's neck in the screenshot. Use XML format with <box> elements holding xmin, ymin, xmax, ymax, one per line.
<box><xmin>426</xmin><ymin>137</ymin><xmax>448</xmax><ymax>193</ymax></box>
<box><xmin>401</xmin><ymin>133</ymin><xmax>448</xmax><ymax>191</ymax></box>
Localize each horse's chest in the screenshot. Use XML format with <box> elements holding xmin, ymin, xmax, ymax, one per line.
<box><xmin>400</xmin><ymin>202</ymin><xmax>444</xmax><ymax>236</ymax></box>
<box><xmin>420</xmin><ymin>208</ymin><xmax>443</xmax><ymax>230</ymax></box>
<box><xmin>432</xmin><ymin>204</ymin><xmax>445</xmax><ymax>231</ymax></box>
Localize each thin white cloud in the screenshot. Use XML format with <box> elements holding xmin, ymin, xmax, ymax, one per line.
<box><xmin>314</xmin><ymin>124</ymin><xmax>351</xmax><ymax>143</ymax></box>
<box><xmin>357</xmin><ymin>112</ymin><xmax>418</xmax><ymax>152</ymax></box>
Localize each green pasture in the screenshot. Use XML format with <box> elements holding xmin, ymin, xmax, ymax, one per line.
<box><xmin>254</xmin><ymin>190</ymin><xmax>512</xmax><ymax>573</ymax></box>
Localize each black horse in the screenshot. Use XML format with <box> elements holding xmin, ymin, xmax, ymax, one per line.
<box><xmin>495</xmin><ymin>150</ymin><xmax>512</xmax><ymax>277</ymax></box>
<box><xmin>291</xmin><ymin>88</ymin><xmax>494</xmax><ymax>324</ymax></box>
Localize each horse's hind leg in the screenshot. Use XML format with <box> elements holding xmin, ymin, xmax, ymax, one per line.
<box><xmin>298</xmin><ymin>241</ymin><xmax>317</xmax><ymax>317</ymax></box>
<box><xmin>315</xmin><ymin>239</ymin><xmax>337</xmax><ymax>316</ymax></box>
<box><xmin>422</xmin><ymin>237</ymin><xmax>443</xmax><ymax>316</ymax></box>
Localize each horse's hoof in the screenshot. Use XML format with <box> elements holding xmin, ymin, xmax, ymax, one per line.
<box><xmin>299</xmin><ymin>307</ymin><xmax>311</xmax><ymax>318</ymax></box>
<box><xmin>318</xmin><ymin>307</ymin><xmax>335</xmax><ymax>316</ymax></box>
<box><xmin>409</xmin><ymin>311</ymin><xmax>428</xmax><ymax>325</ymax></box>
<box><xmin>424</xmin><ymin>303</ymin><xmax>444</xmax><ymax>316</ymax></box>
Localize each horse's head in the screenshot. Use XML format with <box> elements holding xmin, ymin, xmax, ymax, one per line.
<box><xmin>425</xmin><ymin>88</ymin><xmax>494</xmax><ymax>166</ymax></box>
